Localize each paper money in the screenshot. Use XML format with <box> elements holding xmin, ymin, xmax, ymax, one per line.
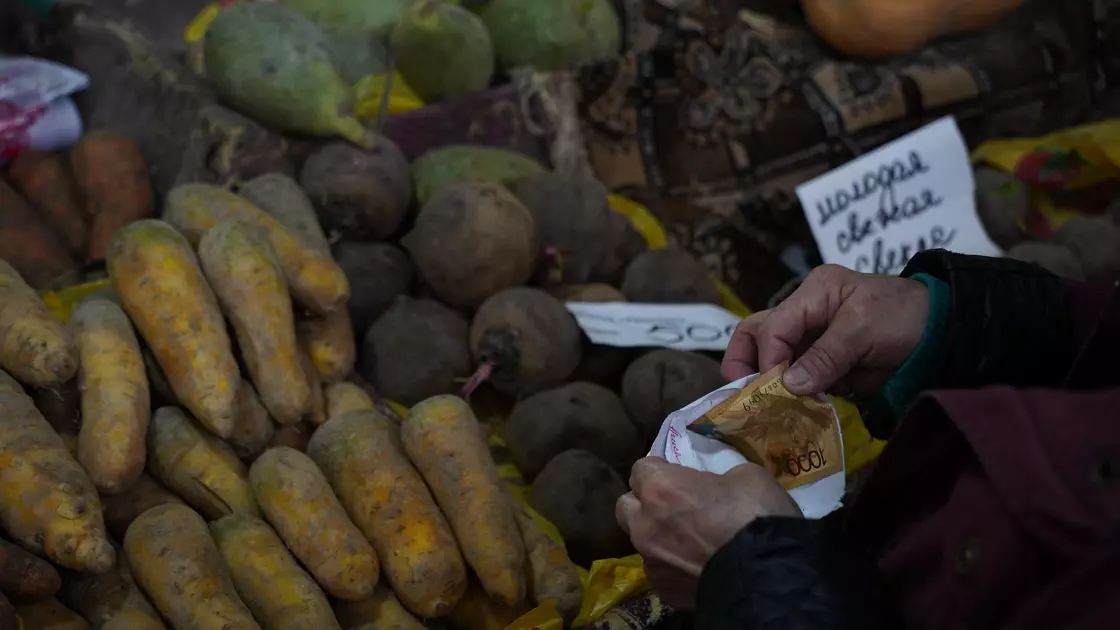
<box><xmin>690</xmin><ymin>362</ymin><xmax>843</xmax><ymax>489</ymax></box>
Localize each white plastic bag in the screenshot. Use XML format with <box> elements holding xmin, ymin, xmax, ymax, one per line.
<box><xmin>0</xmin><ymin>56</ymin><xmax>88</xmax><ymax>161</ymax></box>
<box><xmin>648</xmin><ymin>373</ymin><xmax>846</xmax><ymax>519</ymax></box>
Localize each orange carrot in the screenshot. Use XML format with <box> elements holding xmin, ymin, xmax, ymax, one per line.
<box><xmin>69</xmin><ymin>131</ymin><xmax>154</xmax><ymax>260</ymax></box>
<box><xmin>0</xmin><ymin>179</ymin><xmax>75</xmax><ymax>288</ymax></box>
<box><xmin>7</xmin><ymin>150</ymin><xmax>88</xmax><ymax>259</ymax></box>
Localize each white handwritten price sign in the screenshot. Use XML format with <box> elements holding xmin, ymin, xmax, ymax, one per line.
<box><xmin>796</xmin><ymin>116</ymin><xmax>1000</xmax><ymax>275</ymax></box>
<box><xmin>564</xmin><ymin>302</ymin><xmax>742</xmax><ymax>351</ymax></box>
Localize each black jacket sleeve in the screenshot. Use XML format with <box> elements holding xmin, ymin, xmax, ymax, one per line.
<box><xmin>900</xmin><ymin>249</ymin><xmax>1074</xmax><ymax>390</ymax></box>
<box><xmin>694</xmin><ymin>516</ymin><xmax>897</xmax><ymax>630</ymax></box>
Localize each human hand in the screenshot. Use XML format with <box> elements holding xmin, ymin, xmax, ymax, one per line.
<box><xmin>723</xmin><ymin>265</ymin><xmax>930</xmax><ymax>396</ymax></box>
<box><xmin>615</xmin><ymin>457</ymin><xmax>801</xmax><ymax>610</ymax></box>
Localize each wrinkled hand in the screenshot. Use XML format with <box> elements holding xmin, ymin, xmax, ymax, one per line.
<box><xmin>615</xmin><ymin>458</ymin><xmax>801</xmax><ymax>610</ymax></box>
<box><xmin>723</xmin><ymin>265</ymin><xmax>930</xmax><ymax>396</ymax></box>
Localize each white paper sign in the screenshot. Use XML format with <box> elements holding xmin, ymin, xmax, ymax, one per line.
<box><xmin>565</xmin><ymin>302</ymin><xmax>742</xmax><ymax>351</ymax></box>
<box><xmin>648</xmin><ymin>373</ymin><xmax>845</xmax><ymax>519</ymax></box>
<box><xmin>796</xmin><ymin>116</ymin><xmax>999</xmax><ymax>275</ymax></box>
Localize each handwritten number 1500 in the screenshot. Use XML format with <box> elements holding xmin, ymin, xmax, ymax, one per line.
<box><xmin>646</xmin><ymin>323</ymin><xmax>738</xmax><ymax>346</ymax></box>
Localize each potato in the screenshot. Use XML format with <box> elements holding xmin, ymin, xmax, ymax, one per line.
<box><xmin>238</xmin><ymin>173</ymin><xmax>331</xmax><ymax>254</ymax></box>
<box><xmin>360</xmin><ymin>297</ymin><xmax>472</xmax><ymax>406</ymax></box>
<box><xmin>511</xmin><ymin>503</ymin><xmax>581</xmax><ymax>622</ymax></box>
<box><xmin>621</xmin><ymin>249</ymin><xmax>720</xmax><ymax>305</ymax></box>
<box><xmin>298</xmin><ymin>309</ymin><xmax>357</xmax><ymax>384</ymax></box>
<box><xmin>590</xmin><ymin>211</ymin><xmax>647</xmax><ymax>285</ymax></box>
<box><xmin>228</xmin><ymin>380</ymin><xmax>275</xmax><ymax>460</ymax></box>
<box><xmin>13</xmin><ymin>598</ymin><xmax>90</xmax><ymax>630</ymax></box>
<box><xmin>402</xmin><ymin>396</ymin><xmax>525</xmax><ymax>605</ymax></box>
<box><xmin>333</xmin><ymin>242</ymin><xmax>414</xmax><ymax>335</ymax></box>
<box><xmin>0</xmin><ymin>537</ymin><xmax>61</xmax><ymax>604</ymax></box>
<box><xmin>100</xmin><ymin>474</ymin><xmax>183</xmax><ymax>541</ymax></box>
<box><xmin>333</xmin><ymin>584</ymin><xmax>425</xmax><ymax>630</ymax></box>
<box><xmin>0</xmin><ymin>371</ymin><xmax>114</xmax><ymax>573</ymax></box>
<box><xmin>1051</xmin><ymin>216</ymin><xmax>1120</xmax><ymax>283</ymax></box>
<box><xmin>58</xmin><ymin>551</ymin><xmax>163</xmax><ymax>629</ymax></box>
<box><xmin>146</xmin><ymin>406</ymin><xmax>259</xmax><ymax>520</ymax></box>
<box><xmin>124</xmin><ymin>504</ymin><xmax>259</xmax><ymax>630</ymax></box>
<box><xmin>402</xmin><ymin>182</ymin><xmax>537</xmax><ymax>309</ymax></box>
<box><xmin>211</xmin><ymin>515</ymin><xmax>341</xmax><ymax>629</ymax></box>
<box><xmin>0</xmin><ymin>259</ymin><xmax>77</xmax><ymax>387</ymax></box>
<box><xmin>530</xmin><ymin>450</ymin><xmax>632</xmax><ymax>566</ymax></box>
<box><xmin>621</xmin><ymin>349</ymin><xmax>724</xmax><ymax>441</ymax></box>
<box><xmin>512</xmin><ymin>173</ymin><xmax>613</xmax><ymax>285</ymax></box>
<box><xmin>108</xmin><ymin>220</ymin><xmax>240</xmax><ymax>438</ymax></box>
<box><xmin>199</xmin><ymin>220</ymin><xmax>311</xmax><ymax>425</ymax></box>
<box><xmin>250</xmin><ymin>447</ymin><xmax>379</xmax><ymax>600</ymax></box>
<box><xmin>325</xmin><ymin>382</ymin><xmax>375</xmax><ymax>420</ymax></box>
<box><xmin>299</xmin><ymin>140</ymin><xmax>412</xmax><ymax>241</ymax></box>
<box><xmin>308</xmin><ymin>411</ymin><xmax>467</xmax><ymax>618</ymax></box>
<box><xmin>162</xmin><ymin>183</ymin><xmax>350</xmax><ymax>315</ymax></box>
<box><xmin>506</xmin><ymin>382</ymin><xmax>640</xmax><ymax>480</ymax></box>
<box><xmin>69</xmin><ymin>298</ymin><xmax>150</xmax><ymax>494</ymax></box>
<box><xmin>1006</xmin><ymin>241</ymin><xmax>1085</xmax><ymax>280</ymax></box>
<box><xmin>469</xmin><ymin>288</ymin><xmax>581</xmax><ymax>397</ymax></box>
<box><xmin>974</xmin><ymin>166</ymin><xmax>1028</xmax><ymax>249</ymax></box>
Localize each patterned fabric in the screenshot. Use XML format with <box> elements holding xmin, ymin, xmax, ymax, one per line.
<box><xmin>383</xmin><ymin>0</ymin><xmax>1106</xmax><ymax>311</ymax></box>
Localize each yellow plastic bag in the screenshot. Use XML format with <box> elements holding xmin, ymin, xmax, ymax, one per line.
<box><xmin>972</xmin><ymin>119</ymin><xmax>1120</xmax><ymax>233</ymax></box>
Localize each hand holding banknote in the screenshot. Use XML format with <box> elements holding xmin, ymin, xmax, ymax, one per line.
<box><xmin>722</xmin><ymin>265</ymin><xmax>930</xmax><ymax>396</ymax></box>
<box><xmin>615</xmin><ymin>457</ymin><xmax>801</xmax><ymax>610</ymax></box>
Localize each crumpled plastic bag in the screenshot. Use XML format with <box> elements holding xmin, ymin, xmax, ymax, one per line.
<box><xmin>0</xmin><ymin>56</ymin><xmax>87</xmax><ymax>161</ymax></box>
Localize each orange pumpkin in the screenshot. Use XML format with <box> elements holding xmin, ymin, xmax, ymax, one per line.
<box><xmin>802</xmin><ymin>0</ymin><xmax>1025</xmax><ymax>58</ymax></box>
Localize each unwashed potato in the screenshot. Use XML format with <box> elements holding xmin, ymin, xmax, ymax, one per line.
<box><xmin>511</xmin><ymin>173</ymin><xmax>613</xmax><ymax>285</ymax></box>
<box><xmin>506</xmin><ymin>382</ymin><xmax>640</xmax><ymax>480</ymax></box>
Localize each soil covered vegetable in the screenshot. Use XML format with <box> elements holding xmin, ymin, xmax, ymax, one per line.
<box><xmin>360</xmin><ymin>297</ymin><xmax>472</xmax><ymax>407</ymax></box>
<box><xmin>300</xmin><ymin>140</ymin><xmax>412</xmax><ymax>242</ymax></box>
<box><xmin>513</xmin><ymin>172</ymin><xmax>614</xmax><ymax>285</ymax></box>
<box><xmin>506</xmin><ymin>382</ymin><xmax>640</xmax><ymax>480</ymax></box>
<box><xmin>333</xmin><ymin>242</ymin><xmax>414</xmax><ymax>334</ymax></box>
<box><xmin>403</xmin><ymin>182</ymin><xmax>537</xmax><ymax>309</ymax></box>
<box><xmin>622</xmin><ymin>249</ymin><xmax>721</xmax><ymax>305</ymax></box>
<box><xmin>469</xmin><ymin>287</ymin><xmax>582</xmax><ymax>397</ymax></box>
<box><xmin>530</xmin><ymin>449</ymin><xmax>633</xmax><ymax>566</ymax></box>
<box><xmin>621</xmin><ymin>349</ymin><xmax>725</xmax><ymax>441</ymax></box>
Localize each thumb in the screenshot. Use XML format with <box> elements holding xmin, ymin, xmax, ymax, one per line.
<box><xmin>782</xmin><ymin>325</ymin><xmax>862</xmax><ymax>395</ymax></box>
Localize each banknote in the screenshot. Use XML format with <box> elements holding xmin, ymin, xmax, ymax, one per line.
<box><xmin>691</xmin><ymin>362</ymin><xmax>843</xmax><ymax>489</ymax></box>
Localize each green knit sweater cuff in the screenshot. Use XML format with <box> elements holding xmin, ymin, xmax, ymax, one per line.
<box><xmin>863</xmin><ymin>273</ymin><xmax>950</xmax><ymax>435</ymax></box>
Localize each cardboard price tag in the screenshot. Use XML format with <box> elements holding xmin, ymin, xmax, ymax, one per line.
<box><xmin>564</xmin><ymin>302</ymin><xmax>742</xmax><ymax>351</ymax></box>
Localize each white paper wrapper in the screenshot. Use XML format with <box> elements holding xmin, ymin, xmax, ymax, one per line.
<box><xmin>648</xmin><ymin>373</ymin><xmax>845</xmax><ymax>519</ymax></box>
